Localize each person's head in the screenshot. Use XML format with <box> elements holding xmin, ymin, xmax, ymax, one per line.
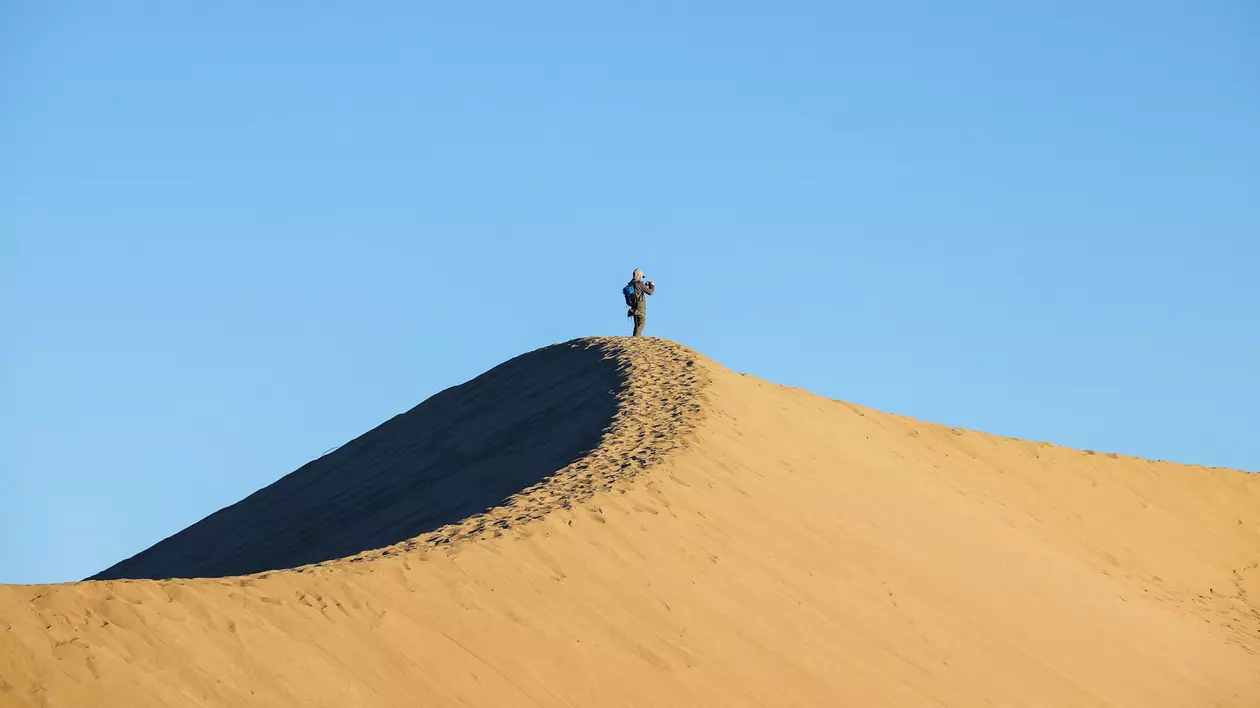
<box><xmin>632</xmin><ymin>268</ymin><xmax>643</xmax><ymax>281</ymax></box>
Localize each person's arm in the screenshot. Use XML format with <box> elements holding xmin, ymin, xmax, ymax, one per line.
<box><xmin>641</xmin><ymin>280</ymin><xmax>656</xmax><ymax>296</ymax></box>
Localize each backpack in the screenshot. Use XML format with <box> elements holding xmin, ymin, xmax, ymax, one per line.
<box><xmin>622</xmin><ymin>283</ymin><xmax>639</xmax><ymax>310</ymax></box>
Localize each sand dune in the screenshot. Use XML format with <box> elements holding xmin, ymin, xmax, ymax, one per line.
<box><xmin>2</xmin><ymin>337</ymin><xmax>1257</xmax><ymax>706</ymax></box>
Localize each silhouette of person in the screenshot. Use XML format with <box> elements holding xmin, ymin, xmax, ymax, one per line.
<box><xmin>626</xmin><ymin>268</ymin><xmax>655</xmax><ymax>337</ymax></box>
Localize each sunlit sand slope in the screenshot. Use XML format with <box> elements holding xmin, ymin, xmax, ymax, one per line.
<box><xmin>2</xmin><ymin>337</ymin><xmax>1257</xmax><ymax>707</ymax></box>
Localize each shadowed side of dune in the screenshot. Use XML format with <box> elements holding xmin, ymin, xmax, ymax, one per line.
<box><xmin>91</xmin><ymin>341</ymin><xmax>624</xmax><ymax>580</ymax></box>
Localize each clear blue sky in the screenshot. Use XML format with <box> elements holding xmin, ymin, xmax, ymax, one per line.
<box><xmin>3</xmin><ymin>1</ymin><xmax>1257</xmax><ymax>584</ymax></box>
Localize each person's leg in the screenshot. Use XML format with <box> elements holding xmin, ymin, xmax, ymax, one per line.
<box><xmin>633</xmin><ymin>314</ymin><xmax>646</xmax><ymax>336</ymax></box>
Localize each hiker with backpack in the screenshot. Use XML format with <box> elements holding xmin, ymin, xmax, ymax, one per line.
<box><xmin>623</xmin><ymin>268</ymin><xmax>656</xmax><ymax>337</ymax></box>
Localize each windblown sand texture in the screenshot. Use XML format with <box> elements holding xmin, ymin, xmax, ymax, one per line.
<box><xmin>2</xmin><ymin>337</ymin><xmax>1258</xmax><ymax>707</ymax></box>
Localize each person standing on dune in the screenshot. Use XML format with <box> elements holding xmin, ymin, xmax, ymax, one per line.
<box><xmin>623</xmin><ymin>268</ymin><xmax>656</xmax><ymax>337</ymax></box>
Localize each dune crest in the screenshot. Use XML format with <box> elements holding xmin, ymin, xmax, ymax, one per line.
<box><xmin>2</xmin><ymin>337</ymin><xmax>1257</xmax><ymax>707</ymax></box>
<box><xmin>90</xmin><ymin>338</ymin><xmax>706</xmax><ymax>580</ymax></box>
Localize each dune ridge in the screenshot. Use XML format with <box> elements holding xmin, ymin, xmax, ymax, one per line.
<box><xmin>2</xmin><ymin>337</ymin><xmax>1257</xmax><ymax>707</ymax></box>
<box><xmin>91</xmin><ymin>338</ymin><xmax>706</xmax><ymax>580</ymax></box>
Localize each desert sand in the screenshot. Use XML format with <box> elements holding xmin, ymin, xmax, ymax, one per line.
<box><xmin>2</xmin><ymin>337</ymin><xmax>1257</xmax><ymax>707</ymax></box>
